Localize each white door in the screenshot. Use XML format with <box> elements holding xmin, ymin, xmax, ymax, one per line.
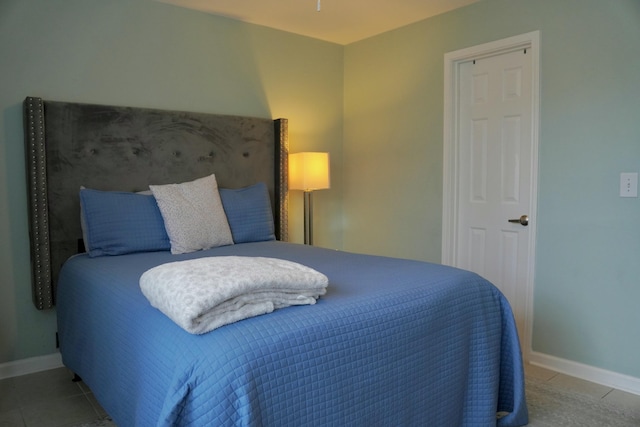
<box><xmin>442</xmin><ymin>32</ymin><xmax>539</xmax><ymax>355</ymax></box>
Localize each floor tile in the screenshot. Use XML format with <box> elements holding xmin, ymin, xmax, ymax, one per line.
<box><xmin>602</xmin><ymin>389</ymin><xmax>640</xmax><ymax>416</ymax></box>
<box><xmin>77</xmin><ymin>381</ymin><xmax>91</xmax><ymax>395</ymax></box>
<box><xmin>0</xmin><ymin>409</ymin><xmax>25</xmax><ymax>427</ymax></box>
<box><xmin>86</xmin><ymin>393</ymin><xmax>109</xmax><ymax>419</ymax></box>
<box><xmin>548</xmin><ymin>373</ymin><xmax>613</xmax><ymax>399</ymax></box>
<box><xmin>21</xmin><ymin>394</ymin><xmax>97</xmax><ymax>427</ymax></box>
<box><xmin>13</xmin><ymin>368</ymin><xmax>83</xmax><ymax>407</ymax></box>
<box><xmin>524</xmin><ymin>363</ymin><xmax>558</xmax><ymax>381</ymax></box>
<box><xmin>0</xmin><ymin>377</ymin><xmax>20</xmax><ymax>413</ymax></box>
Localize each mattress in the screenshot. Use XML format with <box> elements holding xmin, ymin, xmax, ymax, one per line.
<box><xmin>56</xmin><ymin>241</ymin><xmax>528</xmax><ymax>426</ymax></box>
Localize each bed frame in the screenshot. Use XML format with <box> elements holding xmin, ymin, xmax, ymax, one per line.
<box><xmin>23</xmin><ymin>97</ymin><xmax>289</xmax><ymax>310</ymax></box>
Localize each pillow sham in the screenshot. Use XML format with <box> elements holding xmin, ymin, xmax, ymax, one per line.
<box><xmin>79</xmin><ymin>188</ymin><xmax>170</xmax><ymax>257</ymax></box>
<box><xmin>150</xmin><ymin>174</ymin><xmax>233</xmax><ymax>254</ymax></box>
<box><xmin>219</xmin><ymin>182</ymin><xmax>276</xmax><ymax>244</ymax></box>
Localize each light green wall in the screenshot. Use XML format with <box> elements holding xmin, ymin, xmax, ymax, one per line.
<box><xmin>0</xmin><ymin>0</ymin><xmax>343</xmax><ymax>363</ymax></box>
<box><xmin>344</xmin><ymin>0</ymin><xmax>640</xmax><ymax>378</ymax></box>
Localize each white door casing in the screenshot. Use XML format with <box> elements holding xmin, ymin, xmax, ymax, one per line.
<box><xmin>442</xmin><ymin>32</ymin><xmax>540</xmax><ymax>359</ymax></box>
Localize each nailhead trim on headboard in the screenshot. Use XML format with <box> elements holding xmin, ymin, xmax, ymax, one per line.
<box><xmin>24</xmin><ymin>97</ymin><xmax>53</xmax><ymax>310</ymax></box>
<box><xmin>275</xmin><ymin>118</ymin><xmax>289</xmax><ymax>243</ymax></box>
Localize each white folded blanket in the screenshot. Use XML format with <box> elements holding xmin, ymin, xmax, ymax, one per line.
<box><xmin>139</xmin><ymin>256</ymin><xmax>329</xmax><ymax>334</ymax></box>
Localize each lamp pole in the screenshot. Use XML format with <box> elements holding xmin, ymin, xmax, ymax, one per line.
<box><xmin>304</xmin><ymin>190</ymin><xmax>313</xmax><ymax>245</ymax></box>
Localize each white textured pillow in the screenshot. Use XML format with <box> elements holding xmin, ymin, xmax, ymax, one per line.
<box><xmin>150</xmin><ymin>174</ymin><xmax>233</xmax><ymax>254</ymax></box>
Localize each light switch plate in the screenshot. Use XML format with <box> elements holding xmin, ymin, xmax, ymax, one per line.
<box><xmin>620</xmin><ymin>172</ymin><xmax>638</xmax><ymax>197</ymax></box>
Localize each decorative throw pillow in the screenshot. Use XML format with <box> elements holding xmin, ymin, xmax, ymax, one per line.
<box><xmin>150</xmin><ymin>174</ymin><xmax>233</xmax><ymax>254</ymax></box>
<box><xmin>219</xmin><ymin>182</ymin><xmax>276</xmax><ymax>243</ymax></box>
<box><xmin>79</xmin><ymin>188</ymin><xmax>170</xmax><ymax>257</ymax></box>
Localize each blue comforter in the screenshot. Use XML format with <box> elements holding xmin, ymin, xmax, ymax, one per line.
<box><xmin>57</xmin><ymin>241</ymin><xmax>528</xmax><ymax>426</ymax></box>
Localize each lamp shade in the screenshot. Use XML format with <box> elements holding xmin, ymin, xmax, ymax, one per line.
<box><xmin>289</xmin><ymin>152</ymin><xmax>330</xmax><ymax>191</ymax></box>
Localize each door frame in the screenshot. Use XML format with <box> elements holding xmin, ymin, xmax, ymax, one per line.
<box><xmin>441</xmin><ymin>31</ymin><xmax>540</xmax><ymax>358</ymax></box>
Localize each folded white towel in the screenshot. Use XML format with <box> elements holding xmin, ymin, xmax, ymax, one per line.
<box><xmin>140</xmin><ymin>256</ymin><xmax>328</xmax><ymax>334</ymax></box>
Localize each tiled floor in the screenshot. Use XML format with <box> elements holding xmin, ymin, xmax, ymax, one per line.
<box><xmin>524</xmin><ymin>363</ymin><xmax>640</xmax><ymax>416</ymax></box>
<box><xmin>1</xmin><ymin>364</ymin><xmax>639</xmax><ymax>426</ymax></box>
<box><xmin>0</xmin><ymin>368</ymin><xmax>110</xmax><ymax>427</ymax></box>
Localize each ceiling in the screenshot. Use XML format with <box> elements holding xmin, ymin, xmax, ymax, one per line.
<box><xmin>153</xmin><ymin>0</ymin><xmax>480</xmax><ymax>45</ymax></box>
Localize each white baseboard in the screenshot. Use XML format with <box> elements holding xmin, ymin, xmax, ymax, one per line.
<box><xmin>529</xmin><ymin>351</ymin><xmax>640</xmax><ymax>396</ymax></box>
<box><xmin>0</xmin><ymin>353</ymin><xmax>64</xmax><ymax>380</ymax></box>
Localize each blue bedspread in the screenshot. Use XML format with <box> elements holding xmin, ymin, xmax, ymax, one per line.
<box><xmin>57</xmin><ymin>241</ymin><xmax>528</xmax><ymax>426</ymax></box>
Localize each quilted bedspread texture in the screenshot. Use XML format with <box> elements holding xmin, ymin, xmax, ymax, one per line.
<box><xmin>56</xmin><ymin>241</ymin><xmax>528</xmax><ymax>426</ymax></box>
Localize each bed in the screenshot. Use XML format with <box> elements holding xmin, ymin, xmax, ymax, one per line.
<box><xmin>24</xmin><ymin>96</ymin><xmax>528</xmax><ymax>426</ymax></box>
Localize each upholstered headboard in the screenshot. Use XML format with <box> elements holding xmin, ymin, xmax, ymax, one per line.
<box><xmin>24</xmin><ymin>96</ymin><xmax>289</xmax><ymax>310</ymax></box>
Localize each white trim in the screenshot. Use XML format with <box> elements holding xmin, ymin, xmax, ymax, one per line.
<box><xmin>442</xmin><ymin>31</ymin><xmax>540</xmax><ymax>361</ymax></box>
<box><xmin>0</xmin><ymin>352</ymin><xmax>63</xmax><ymax>380</ymax></box>
<box><xmin>529</xmin><ymin>351</ymin><xmax>640</xmax><ymax>396</ymax></box>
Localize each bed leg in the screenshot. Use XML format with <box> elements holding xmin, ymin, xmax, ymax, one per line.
<box><xmin>72</xmin><ymin>373</ymin><xmax>82</xmax><ymax>382</ymax></box>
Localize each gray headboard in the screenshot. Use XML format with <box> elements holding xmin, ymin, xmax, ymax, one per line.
<box><xmin>24</xmin><ymin>96</ymin><xmax>289</xmax><ymax>310</ymax></box>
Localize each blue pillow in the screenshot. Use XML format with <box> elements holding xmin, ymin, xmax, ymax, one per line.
<box><xmin>80</xmin><ymin>188</ymin><xmax>170</xmax><ymax>257</ymax></box>
<box><xmin>219</xmin><ymin>182</ymin><xmax>276</xmax><ymax>243</ymax></box>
